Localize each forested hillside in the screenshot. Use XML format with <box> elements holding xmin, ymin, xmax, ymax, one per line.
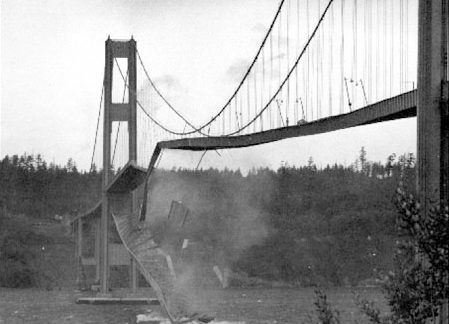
<box><xmin>0</xmin><ymin>149</ymin><xmax>415</xmax><ymax>286</ymax></box>
<box><xmin>0</xmin><ymin>154</ymin><xmax>101</xmax><ymax>218</ymax></box>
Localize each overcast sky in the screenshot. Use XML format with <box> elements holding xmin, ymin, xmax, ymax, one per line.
<box><xmin>1</xmin><ymin>0</ymin><xmax>417</xmax><ymax>172</ymax></box>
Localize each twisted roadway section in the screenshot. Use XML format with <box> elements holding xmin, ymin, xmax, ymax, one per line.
<box><xmin>112</xmin><ymin>212</ymin><xmax>192</xmax><ymax>323</ymax></box>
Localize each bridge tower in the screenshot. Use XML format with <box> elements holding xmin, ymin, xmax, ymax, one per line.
<box><xmin>417</xmin><ymin>1</ymin><xmax>448</xmax><ymax>323</ymax></box>
<box><xmin>100</xmin><ymin>37</ymin><xmax>138</xmax><ymax>295</ymax></box>
<box><xmin>417</xmin><ymin>1</ymin><xmax>448</xmax><ymax>208</ymax></box>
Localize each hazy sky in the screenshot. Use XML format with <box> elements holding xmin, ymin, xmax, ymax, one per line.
<box><xmin>1</xmin><ymin>0</ymin><xmax>417</xmax><ymax>172</ymax></box>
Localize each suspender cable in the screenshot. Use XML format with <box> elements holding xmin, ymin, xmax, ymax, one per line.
<box><xmin>277</xmin><ymin>2</ymin><xmax>284</xmax><ymax>127</ymax></box>
<box><xmin>329</xmin><ymin>1</ymin><xmax>334</xmax><ymax>116</ymax></box>
<box><xmin>270</xmin><ymin>32</ymin><xmax>273</xmax><ymax>129</ymax></box>
<box><xmin>390</xmin><ymin>0</ymin><xmax>394</xmax><ymax>96</ymax></box>
<box><xmin>234</xmin><ymin>97</ymin><xmax>238</xmax><ymax>132</ymax></box>
<box><xmin>353</xmin><ymin>0</ymin><xmax>357</xmax><ymax>109</ymax></box>
<box><xmin>90</xmin><ymin>77</ymin><xmax>104</xmax><ymax>173</ymax></box>
<box><xmin>247</xmin><ymin>78</ymin><xmax>250</xmax><ymax>134</ymax></box>
<box><xmin>261</xmin><ymin>49</ymin><xmax>265</xmax><ymax>131</ymax></box>
<box><xmin>404</xmin><ymin>1</ymin><xmax>406</xmax><ymax>91</ymax></box>
<box><xmin>316</xmin><ymin>0</ymin><xmax>320</xmax><ymax>119</ymax></box>
<box><xmin>295</xmin><ymin>0</ymin><xmax>299</xmax><ymax>123</ymax></box>
<box><xmin>304</xmin><ymin>0</ymin><xmax>310</xmax><ymax>120</ymax></box>
<box><xmin>382</xmin><ymin>0</ymin><xmax>386</xmax><ymax>98</ymax></box>
<box><xmin>239</xmin><ymin>83</ymin><xmax>243</xmax><ymax>134</ymax></box>
<box><xmin>277</xmin><ymin>99</ymin><xmax>285</xmax><ymax>127</ymax></box>
<box><xmin>227</xmin><ymin>102</ymin><xmax>231</xmax><ymax>135</ymax></box>
<box><xmin>376</xmin><ymin>0</ymin><xmax>380</xmax><ymax>100</ymax></box>
<box><xmin>254</xmin><ymin>62</ymin><xmax>258</xmax><ymax>133</ymax></box>
<box><xmin>340</xmin><ymin>0</ymin><xmax>345</xmax><ymax>114</ymax></box>
<box><xmin>363</xmin><ymin>0</ymin><xmax>368</xmax><ymax>101</ymax></box>
<box><xmin>286</xmin><ymin>0</ymin><xmax>290</xmax><ymax>126</ymax></box>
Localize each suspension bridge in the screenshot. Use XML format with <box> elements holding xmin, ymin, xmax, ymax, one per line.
<box><xmin>73</xmin><ymin>0</ymin><xmax>448</xmax><ymax>321</ymax></box>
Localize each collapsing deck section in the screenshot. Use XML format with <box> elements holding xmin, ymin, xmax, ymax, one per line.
<box><xmin>72</xmin><ymin>161</ymin><xmax>147</xmax><ymax>223</ymax></box>
<box><xmin>111</xmin><ymin>212</ymin><xmax>185</xmax><ymax>321</ymax></box>
<box><xmin>77</xmin><ymin>90</ymin><xmax>417</xmax><ymax>315</ymax></box>
<box><xmin>107</xmin><ymin>161</ymin><xmax>148</xmax><ymax>193</ymax></box>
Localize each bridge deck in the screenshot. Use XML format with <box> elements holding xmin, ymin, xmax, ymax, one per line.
<box><xmin>72</xmin><ymin>161</ymin><xmax>146</xmax><ymax>222</ymax></box>
<box><xmin>77</xmin><ymin>90</ymin><xmax>416</xmax><ymax>220</ymax></box>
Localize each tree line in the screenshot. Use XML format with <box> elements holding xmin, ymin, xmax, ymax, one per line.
<box><xmin>0</xmin><ymin>148</ymin><xmax>416</xmax><ymax>286</ymax></box>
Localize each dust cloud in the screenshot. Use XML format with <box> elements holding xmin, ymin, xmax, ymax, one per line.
<box><xmin>142</xmin><ymin>153</ymin><xmax>275</xmax><ymax>315</ymax></box>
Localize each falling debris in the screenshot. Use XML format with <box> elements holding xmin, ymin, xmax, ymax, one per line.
<box><xmin>137</xmin><ymin>311</ymin><xmax>241</xmax><ymax>324</ymax></box>
<box><xmin>160</xmin><ymin>200</ymin><xmax>189</xmax><ymax>254</ymax></box>
<box><xmin>167</xmin><ymin>200</ymin><xmax>189</xmax><ymax>232</ymax></box>
<box><xmin>212</xmin><ymin>266</ymin><xmax>229</xmax><ymax>289</ymax></box>
<box><xmin>137</xmin><ymin>311</ymin><xmax>171</xmax><ymax>324</ymax></box>
<box><xmin>166</xmin><ymin>255</ymin><xmax>176</xmax><ymax>279</ymax></box>
<box><xmin>213</xmin><ymin>266</ymin><xmax>224</xmax><ymax>287</ymax></box>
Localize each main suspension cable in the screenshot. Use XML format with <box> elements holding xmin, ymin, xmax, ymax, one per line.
<box><xmin>136</xmin><ymin>0</ymin><xmax>287</xmax><ymax>135</ymax></box>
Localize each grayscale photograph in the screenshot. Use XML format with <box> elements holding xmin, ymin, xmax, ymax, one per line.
<box><xmin>1</xmin><ymin>0</ymin><xmax>447</xmax><ymax>323</ymax></box>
